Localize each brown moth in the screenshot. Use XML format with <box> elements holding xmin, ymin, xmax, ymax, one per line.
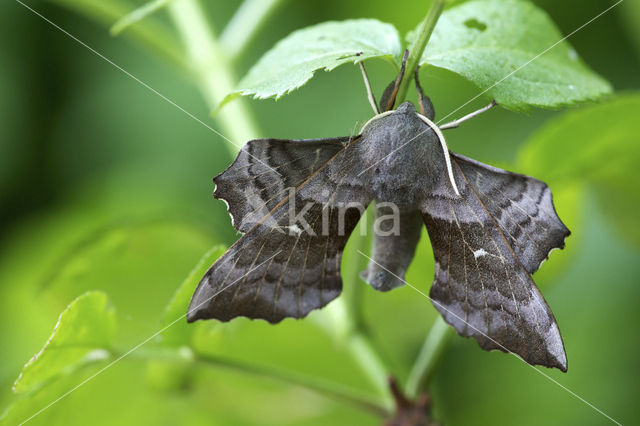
<box><xmin>188</xmin><ymin>53</ymin><xmax>570</xmax><ymax>372</ymax></box>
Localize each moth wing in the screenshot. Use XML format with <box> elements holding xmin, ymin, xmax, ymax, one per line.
<box><xmin>188</xmin><ymin>137</ymin><xmax>372</xmax><ymax>323</ymax></box>
<box><xmin>421</xmin><ymin>156</ymin><xmax>567</xmax><ymax>371</ymax></box>
<box><xmin>214</xmin><ymin>137</ymin><xmax>351</xmax><ymax>233</ymax></box>
<box><xmin>450</xmin><ymin>152</ymin><xmax>570</xmax><ymax>273</ymax></box>
<box><xmin>361</xmin><ymin>207</ymin><xmax>423</xmax><ymax>291</ymax></box>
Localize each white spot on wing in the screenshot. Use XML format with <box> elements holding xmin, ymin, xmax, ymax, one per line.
<box><xmin>473</xmin><ymin>248</ymin><xmax>489</xmax><ymax>259</ymax></box>
<box><xmin>220</xmin><ymin>197</ymin><xmax>234</xmax><ymax>227</ymax></box>
<box><xmin>284</xmin><ymin>224</ymin><xmax>303</xmax><ymax>235</ymax></box>
<box><xmin>537</xmin><ymin>247</ymin><xmax>560</xmax><ymax>269</ymax></box>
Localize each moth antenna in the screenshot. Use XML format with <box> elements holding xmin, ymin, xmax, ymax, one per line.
<box><xmin>358</xmin><ymin>110</ymin><xmax>395</xmax><ymax>134</ymax></box>
<box><xmin>439</xmin><ymin>100</ymin><xmax>497</xmax><ymax>130</ymax></box>
<box><xmin>415</xmin><ymin>113</ymin><xmax>460</xmax><ymax>196</ymax></box>
<box><xmin>350</xmin><ymin>120</ymin><xmax>360</xmax><ymax>138</ymax></box>
<box><xmin>359</xmin><ymin>62</ymin><xmax>380</xmax><ymax>114</ymax></box>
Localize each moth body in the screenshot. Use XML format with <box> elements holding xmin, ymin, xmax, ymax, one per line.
<box><xmin>358</xmin><ymin>101</ymin><xmax>447</xmax><ymax>208</ymax></box>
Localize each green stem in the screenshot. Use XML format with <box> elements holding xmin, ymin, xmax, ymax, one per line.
<box><xmin>312</xmin><ymin>296</ymin><xmax>393</xmax><ymax>410</ymax></box>
<box><xmin>405</xmin><ymin>317</ymin><xmax>453</xmax><ymax>398</ymax></box>
<box><xmin>220</xmin><ymin>0</ymin><xmax>286</xmax><ymax>61</ymax></box>
<box><xmin>195</xmin><ymin>352</ymin><xmax>389</xmax><ymax>416</ymax></box>
<box><xmin>344</xmin><ymin>208</ymin><xmax>393</xmax><ymax>410</ymax></box>
<box><xmin>395</xmin><ymin>0</ymin><xmax>447</xmax><ymax>103</ymax></box>
<box><xmin>110</xmin><ymin>0</ymin><xmax>176</xmax><ymax>36</ymax></box>
<box><xmin>52</xmin><ymin>0</ymin><xmax>185</xmax><ymax>67</ymax></box>
<box><xmin>127</xmin><ymin>347</ymin><xmax>388</xmax><ymax>416</ymax></box>
<box><xmin>167</xmin><ymin>0</ymin><xmax>261</xmax><ymax>154</ymax></box>
<box><xmin>342</xmin><ymin>206</ymin><xmax>373</xmax><ymax>332</ymax></box>
<box><xmin>312</xmin><ymin>207</ymin><xmax>391</xmax><ymax>408</ymax></box>
<box><xmin>348</xmin><ymin>332</ymin><xmax>394</xmax><ymax>410</ymax></box>
<box><xmin>348</xmin><ymin>212</ymin><xmax>392</xmax><ymax>405</ymax></box>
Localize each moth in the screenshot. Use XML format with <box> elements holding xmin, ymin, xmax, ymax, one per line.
<box><xmin>188</xmin><ymin>52</ymin><xmax>570</xmax><ymax>372</ymax></box>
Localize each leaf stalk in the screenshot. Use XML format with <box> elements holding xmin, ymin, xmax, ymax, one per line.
<box><xmin>167</xmin><ymin>0</ymin><xmax>261</xmax><ymax>154</ymax></box>
<box><xmin>405</xmin><ymin>316</ymin><xmax>453</xmax><ymax>398</ymax></box>
<box><xmin>395</xmin><ymin>0</ymin><xmax>447</xmax><ymax>103</ymax></box>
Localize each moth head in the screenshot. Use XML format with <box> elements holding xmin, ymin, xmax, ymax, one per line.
<box><xmin>358</xmin><ymin>101</ymin><xmax>418</xmax><ymax>134</ymax></box>
<box><xmin>360</xmin><ymin>100</ymin><xmax>460</xmax><ymax>197</ymax></box>
<box><xmin>395</xmin><ymin>101</ymin><xmax>416</xmax><ymax>115</ymax></box>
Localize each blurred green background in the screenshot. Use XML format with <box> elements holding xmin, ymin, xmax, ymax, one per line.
<box><xmin>1</xmin><ymin>0</ymin><xmax>639</xmax><ymax>425</ymax></box>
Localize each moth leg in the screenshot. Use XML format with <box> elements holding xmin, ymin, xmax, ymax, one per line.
<box><xmin>359</xmin><ymin>62</ymin><xmax>380</xmax><ymax>114</ymax></box>
<box><xmin>379</xmin><ymin>49</ymin><xmax>409</xmax><ymax>112</ymax></box>
<box><xmin>439</xmin><ymin>100</ymin><xmax>497</xmax><ymax>130</ymax></box>
<box><xmin>414</xmin><ymin>67</ymin><xmax>435</xmax><ymax>120</ymax></box>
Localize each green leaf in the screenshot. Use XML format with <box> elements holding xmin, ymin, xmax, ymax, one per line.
<box><xmin>518</xmin><ymin>93</ymin><xmax>640</xmax><ymax>244</ymax></box>
<box><xmin>420</xmin><ymin>0</ymin><xmax>612</xmax><ymax>111</ymax></box>
<box><xmin>592</xmin><ymin>177</ymin><xmax>640</xmax><ymax>246</ymax></box>
<box><xmin>159</xmin><ymin>245</ymin><xmax>227</xmax><ymax>347</ymax></box>
<box><xmin>218</xmin><ymin>19</ymin><xmax>402</xmax><ymax>110</ymax></box>
<box><xmin>518</xmin><ymin>94</ymin><xmax>640</xmax><ymax>181</ymax></box>
<box><xmin>110</xmin><ymin>0</ymin><xmax>175</xmax><ymax>36</ymax></box>
<box><xmin>12</xmin><ymin>291</ymin><xmax>116</xmax><ymax>394</ymax></box>
<box><xmin>144</xmin><ymin>359</ymin><xmax>192</xmax><ymax>392</ymax></box>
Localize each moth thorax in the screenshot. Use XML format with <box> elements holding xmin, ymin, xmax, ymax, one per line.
<box><xmin>358</xmin><ymin>108</ymin><xmax>446</xmax><ymax>207</ymax></box>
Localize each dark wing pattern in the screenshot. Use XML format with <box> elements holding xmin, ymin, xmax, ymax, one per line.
<box><xmin>188</xmin><ymin>137</ymin><xmax>371</xmax><ymax>324</ymax></box>
<box><xmin>421</xmin><ymin>156</ymin><xmax>568</xmax><ymax>371</ymax></box>
<box><xmin>214</xmin><ymin>137</ymin><xmax>351</xmax><ymax>233</ymax></box>
<box><xmin>361</xmin><ymin>207</ymin><xmax>423</xmax><ymax>291</ymax></box>
<box><xmin>451</xmin><ymin>153</ymin><xmax>570</xmax><ymax>274</ymax></box>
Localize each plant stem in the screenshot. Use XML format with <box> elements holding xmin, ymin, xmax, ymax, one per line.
<box><xmin>167</xmin><ymin>0</ymin><xmax>261</xmax><ymax>155</ymax></box>
<box><xmin>313</xmin><ymin>297</ymin><xmax>393</xmax><ymax>411</ymax></box>
<box><xmin>335</xmin><ymin>207</ymin><xmax>394</xmax><ymax>410</ymax></box>
<box><xmin>395</xmin><ymin>0</ymin><xmax>447</xmax><ymax>103</ymax></box>
<box><xmin>194</xmin><ymin>352</ymin><xmax>390</xmax><ymax>416</ymax></box>
<box><xmin>111</xmin><ymin>0</ymin><xmax>176</xmax><ymax>36</ymax></box>
<box><xmin>348</xmin><ymin>332</ymin><xmax>394</xmax><ymax>410</ymax></box>
<box><xmin>342</xmin><ymin>207</ymin><xmax>373</xmax><ymax>332</ymax></box>
<box><xmin>220</xmin><ymin>0</ymin><xmax>286</xmax><ymax>61</ymax></box>
<box><xmin>405</xmin><ymin>317</ymin><xmax>453</xmax><ymax>398</ymax></box>
<box><xmin>128</xmin><ymin>346</ymin><xmax>389</xmax><ymax>416</ymax></box>
<box><xmin>53</xmin><ymin>0</ymin><xmax>185</xmax><ymax>67</ymax></box>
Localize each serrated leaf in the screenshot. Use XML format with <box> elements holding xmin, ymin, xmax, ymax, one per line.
<box><xmin>13</xmin><ymin>291</ymin><xmax>116</xmax><ymax>394</ymax></box>
<box><xmin>421</xmin><ymin>0</ymin><xmax>612</xmax><ymax>111</ymax></box>
<box><xmin>159</xmin><ymin>245</ymin><xmax>226</xmax><ymax>347</ymax></box>
<box><xmin>218</xmin><ymin>19</ymin><xmax>402</xmax><ymax>110</ymax></box>
<box><xmin>518</xmin><ymin>93</ymin><xmax>640</xmax><ymax>244</ymax></box>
